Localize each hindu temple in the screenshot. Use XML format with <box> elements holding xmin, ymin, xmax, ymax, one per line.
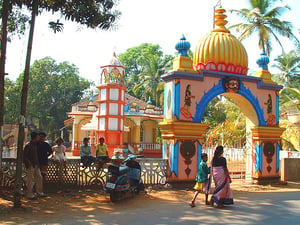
<box><xmin>66</xmin><ymin>6</ymin><xmax>284</xmax><ymax>184</ymax></box>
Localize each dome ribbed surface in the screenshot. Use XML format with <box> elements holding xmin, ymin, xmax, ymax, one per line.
<box><xmin>193</xmin><ymin>6</ymin><xmax>248</xmax><ymax>75</ymax></box>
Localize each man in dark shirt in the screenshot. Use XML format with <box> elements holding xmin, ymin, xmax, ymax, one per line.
<box><xmin>37</xmin><ymin>132</ymin><xmax>53</xmax><ymax>179</ymax></box>
<box><xmin>24</xmin><ymin>132</ymin><xmax>46</xmax><ymax>199</ymax></box>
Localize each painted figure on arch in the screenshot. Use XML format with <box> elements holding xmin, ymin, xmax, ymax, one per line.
<box><xmin>265</xmin><ymin>94</ymin><xmax>275</xmax><ymax>126</ymax></box>
<box><xmin>180</xmin><ymin>84</ymin><xmax>195</xmax><ymax>119</ymax></box>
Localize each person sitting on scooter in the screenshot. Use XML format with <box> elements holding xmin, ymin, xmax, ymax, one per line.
<box><xmin>80</xmin><ymin>137</ymin><xmax>95</xmax><ymax>168</ymax></box>
<box><xmin>96</xmin><ymin>137</ymin><xmax>109</xmax><ymax>169</ymax></box>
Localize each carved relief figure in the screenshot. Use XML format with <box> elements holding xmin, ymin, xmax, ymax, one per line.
<box><xmin>265</xmin><ymin>94</ymin><xmax>275</xmax><ymax>126</ymax></box>
<box><xmin>180</xmin><ymin>84</ymin><xmax>195</xmax><ymax>119</ymax></box>
<box><xmin>223</xmin><ymin>77</ymin><xmax>240</xmax><ymax>93</ymax></box>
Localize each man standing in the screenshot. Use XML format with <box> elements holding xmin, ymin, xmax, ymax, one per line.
<box><xmin>37</xmin><ymin>132</ymin><xmax>53</xmax><ymax>179</ymax></box>
<box><xmin>23</xmin><ymin>132</ymin><xmax>46</xmax><ymax>199</ymax></box>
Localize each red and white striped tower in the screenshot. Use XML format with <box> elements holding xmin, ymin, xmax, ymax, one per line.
<box><xmin>97</xmin><ymin>52</ymin><xmax>126</xmax><ymax>156</ymax></box>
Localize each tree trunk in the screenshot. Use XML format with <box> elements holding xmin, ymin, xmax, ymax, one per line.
<box><xmin>0</xmin><ymin>0</ymin><xmax>10</xmax><ymax>169</ymax></box>
<box><xmin>14</xmin><ymin>0</ymin><xmax>38</xmax><ymax>208</ymax></box>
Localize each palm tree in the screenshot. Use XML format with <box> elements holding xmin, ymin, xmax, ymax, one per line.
<box><xmin>229</xmin><ymin>0</ymin><xmax>299</xmax><ymax>56</ymax></box>
<box><xmin>280</xmin><ymin>87</ymin><xmax>300</xmax><ymax>111</ymax></box>
<box><xmin>273</xmin><ymin>50</ymin><xmax>300</xmax><ymax>86</ymax></box>
<box><xmin>279</xmin><ymin>88</ymin><xmax>300</xmax><ymax>151</ymax></box>
<box><xmin>133</xmin><ymin>54</ymin><xmax>172</xmax><ymax>107</ymax></box>
<box><xmin>279</xmin><ymin>87</ymin><xmax>300</xmax><ymax>151</ymax></box>
<box><xmin>49</xmin><ymin>19</ymin><xmax>64</xmax><ymax>33</ymax></box>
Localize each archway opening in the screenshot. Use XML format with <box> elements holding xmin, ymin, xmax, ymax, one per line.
<box><xmin>201</xmin><ymin>93</ymin><xmax>260</xmax><ymax>181</ymax></box>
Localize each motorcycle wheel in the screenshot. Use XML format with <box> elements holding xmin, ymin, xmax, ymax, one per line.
<box><xmin>110</xmin><ymin>192</ymin><xmax>118</xmax><ymax>202</ymax></box>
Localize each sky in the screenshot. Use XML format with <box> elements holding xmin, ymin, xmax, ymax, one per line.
<box><xmin>5</xmin><ymin>0</ymin><xmax>300</xmax><ymax>84</ymax></box>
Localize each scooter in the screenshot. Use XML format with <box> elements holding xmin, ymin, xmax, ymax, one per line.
<box><xmin>105</xmin><ymin>154</ymin><xmax>144</xmax><ymax>202</ymax></box>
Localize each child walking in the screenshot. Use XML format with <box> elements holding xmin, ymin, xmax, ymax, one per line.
<box><xmin>190</xmin><ymin>153</ymin><xmax>210</xmax><ymax>207</ymax></box>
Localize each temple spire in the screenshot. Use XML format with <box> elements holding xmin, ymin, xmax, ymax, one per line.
<box><xmin>213</xmin><ymin>6</ymin><xmax>230</xmax><ymax>33</ymax></box>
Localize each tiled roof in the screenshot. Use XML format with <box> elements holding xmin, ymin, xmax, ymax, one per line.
<box><xmin>72</xmin><ymin>93</ymin><xmax>162</xmax><ymax>112</ymax></box>
<box><xmin>125</xmin><ymin>93</ymin><xmax>161</xmax><ymax>111</ymax></box>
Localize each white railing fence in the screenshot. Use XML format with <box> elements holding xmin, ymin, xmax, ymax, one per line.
<box><xmin>280</xmin><ymin>150</ymin><xmax>300</xmax><ymax>159</ymax></box>
<box><xmin>0</xmin><ymin>158</ymin><xmax>168</xmax><ymax>190</ymax></box>
<box><xmin>202</xmin><ymin>147</ymin><xmax>246</xmax><ymax>179</ymax></box>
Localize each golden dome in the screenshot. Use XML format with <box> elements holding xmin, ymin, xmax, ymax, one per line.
<box><xmin>193</xmin><ymin>6</ymin><xmax>248</xmax><ymax>75</ymax></box>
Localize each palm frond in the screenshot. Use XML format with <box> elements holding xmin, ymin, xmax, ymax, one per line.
<box><xmin>49</xmin><ymin>19</ymin><xmax>64</xmax><ymax>33</ymax></box>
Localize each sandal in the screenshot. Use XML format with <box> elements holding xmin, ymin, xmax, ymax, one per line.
<box><xmin>190</xmin><ymin>203</ymin><xmax>196</xmax><ymax>208</ymax></box>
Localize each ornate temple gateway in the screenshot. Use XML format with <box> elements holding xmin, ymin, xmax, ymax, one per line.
<box><xmin>159</xmin><ymin>6</ymin><xmax>284</xmax><ymax>184</ymax></box>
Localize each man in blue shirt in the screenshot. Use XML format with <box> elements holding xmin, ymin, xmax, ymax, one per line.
<box><xmin>80</xmin><ymin>137</ymin><xmax>95</xmax><ymax>168</ymax></box>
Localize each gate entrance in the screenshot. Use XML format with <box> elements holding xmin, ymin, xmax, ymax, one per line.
<box><xmin>159</xmin><ymin>6</ymin><xmax>284</xmax><ymax>184</ymax></box>
<box><xmin>202</xmin><ymin>147</ymin><xmax>246</xmax><ymax>180</ymax></box>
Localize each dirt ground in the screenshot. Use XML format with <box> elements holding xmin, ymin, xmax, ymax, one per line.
<box><xmin>1</xmin><ymin>180</ymin><xmax>300</xmax><ymax>224</ymax></box>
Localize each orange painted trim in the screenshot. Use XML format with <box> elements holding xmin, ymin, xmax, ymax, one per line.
<box><xmin>97</xmin><ymin>99</ymin><xmax>125</xmax><ymax>104</ymax></box>
<box><xmin>96</xmin><ymin>115</ymin><xmax>123</xmax><ymax>119</ymax></box>
<box><xmin>67</xmin><ymin>112</ymin><xmax>93</xmax><ymax>116</ymax></box>
<box><xmin>96</xmin><ymin>130</ymin><xmax>125</xmax><ymax>134</ymax></box>
<box><xmin>98</xmin><ymin>84</ymin><xmax>126</xmax><ymax>91</ymax></box>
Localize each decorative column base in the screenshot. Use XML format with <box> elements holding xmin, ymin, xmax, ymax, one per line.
<box><xmin>251</xmin><ymin>126</ymin><xmax>285</xmax><ymax>184</ymax></box>
<box><xmin>160</xmin><ymin>120</ymin><xmax>209</xmax><ymax>181</ymax></box>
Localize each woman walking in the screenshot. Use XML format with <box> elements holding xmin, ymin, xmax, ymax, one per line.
<box><xmin>210</xmin><ymin>146</ymin><xmax>234</xmax><ymax>208</ymax></box>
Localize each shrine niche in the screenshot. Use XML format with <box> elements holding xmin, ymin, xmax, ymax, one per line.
<box><xmin>100</xmin><ymin>52</ymin><xmax>125</xmax><ymax>85</ymax></box>
<box><xmin>159</xmin><ymin>6</ymin><xmax>284</xmax><ymax>184</ymax></box>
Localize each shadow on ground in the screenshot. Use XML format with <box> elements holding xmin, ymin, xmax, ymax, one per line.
<box><xmin>1</xmin><ymin>181</ymin><xmax>300</xmax><ymax>225</ymax></box>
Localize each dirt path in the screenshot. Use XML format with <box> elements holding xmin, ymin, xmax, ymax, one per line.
<box><xmin>1</xmin><ymin>181</ymin><xmax>300</xmax><ymax>224</ymax></box>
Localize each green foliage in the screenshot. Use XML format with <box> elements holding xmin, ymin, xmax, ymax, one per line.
<box><xmin>272</xmin><ymin>50</ymin><xmax>300</xmax><ymax>114</ymax></box>
<box><xmin>48</xmin><ymin>19</ymin><xmax>64</xmax><ymax>33</ymax></box>
<box><xmin>4</xmin><ymin>78</ymin><xmax>20</xmax><ymax>124</ymax></box>
<box><xmin>36</xmin><ymin>0</ymin><xmax>120</xmax><ymax>30</ymax></box>
<box><xmin>0</xmin><ymin>2</ymin><xmax>30</xmax><ymax>41</ymax></box>
<box><xmin>5</xmin><ymin>57</ymin><xmax>91</xmax><ymax>137</ymax></box>
<box><xmin>118</xmin><ymin>43</ymin><xmax>174</xmax><ymax>106</ymax></box>
<box><xmin>203</xmin><ymin>96</ymin><xmax>246</xmax><ymax>147</ymax></box>
<box><xmin>273</xmin><ymin>50</ymin><xmax>300</xmax><ymax>86</ymax></box>
<box><xmin>1</xmin><ymin>0</ymin><xmax>120</xmax><ymax>39</ymax></box>
<box><xmin>280</xmin><ymin>87</ymin><xmax>300</xmax><ymax>111</ymax></box>
<box><xmin>229</xmin><ymin>0</ymin><xmax>299</xmax><ymax>56</ymax></box>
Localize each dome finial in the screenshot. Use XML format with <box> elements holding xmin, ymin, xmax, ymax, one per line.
<box><xmin>89</xmin><ymin>91</ymin><xmax>94</xmax><ymax>102</ymax></box>
<box><xmin>175</xmin><ymin>34</ymin><xmax>191</xmax><ymax>56</ymax></box>
<box><xmin>256</xmin><ymin>52</ymin><xmax>269</xmax><ymax>70</ymax></box>
<box><xmin>213</xmin><ymin>6</ymin><xmax>230</xmax><ymax>33</ymax></box>
<box><xmin>147</xmin><ymin>96</ymin><xmax>152</xmax><ymax>105</ymax></box>
<box><xmin>254</xmin><ymin>52</ymin><xmax>276</xmax><ymax>84</ymax></box>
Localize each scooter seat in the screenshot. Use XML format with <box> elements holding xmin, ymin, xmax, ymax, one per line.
<box><xmin>108</xmin><ymin>164</ymin><xmax>119</xmax><ymax>174</ymax></box>
<box><xmin>119</xmin><ymin>166</ymin><xmax>129</xmax><ymax>175</ymax></box>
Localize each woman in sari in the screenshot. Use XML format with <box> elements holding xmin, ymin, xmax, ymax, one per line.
<box><xmin>210</xmin><ymin>146</ymin><xmax>234</xmax><ymax>208</ymax></box>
